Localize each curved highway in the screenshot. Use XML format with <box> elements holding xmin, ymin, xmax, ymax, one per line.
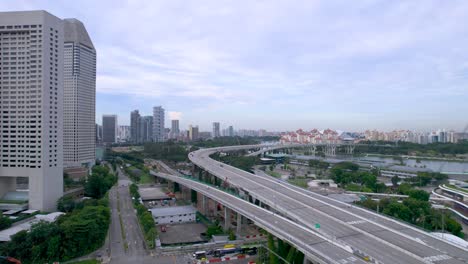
<box><xmin>152</xmin><ymin>171</ymin><xmax>366</xmax><ymax>264</ymax></box>
<box><xmin>189</xmin><ymin>145</ymin><xmax>468</xmax><ymax>264</ymax></box>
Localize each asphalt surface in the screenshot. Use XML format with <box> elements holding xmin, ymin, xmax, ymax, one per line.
<box><xmin>154</xmin><ymin>171</ymin><xmax>367</xmax><ymax>264</ymax></box>
<box><xmin>187</xmin><ymin>145</ymin><xmax>468</xmax><ymax>264</ymax></box>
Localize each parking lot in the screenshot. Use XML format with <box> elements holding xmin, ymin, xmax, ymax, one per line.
<box><xmin>159</xmin><ymin>223</ymin><xmax>208</xmax><ymax>245</ymax></box>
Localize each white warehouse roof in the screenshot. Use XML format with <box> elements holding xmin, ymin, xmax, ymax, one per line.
<box><xmin>149</xmin><ymin>206</ymin><xmax>197</xmax><ymax>218</ymax></box>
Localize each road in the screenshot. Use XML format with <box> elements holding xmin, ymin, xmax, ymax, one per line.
<box><xmin>153</xmin><ymin>171</ymin><xmax>367</xmax><ymax>264</ymax></box>
<box><xmin>107</xmin><ymin>167</ymin><xmax>262</xmax><ymax>264</ymax></box>
<box><xmin>188</xmin><ymin>145</ymin><xmax>468</xmax><ymax>264</ymax></box>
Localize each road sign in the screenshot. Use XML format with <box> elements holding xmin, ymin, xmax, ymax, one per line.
<box><xmin>315</xmin><ymin>223</ymin><xmax>320</xmax><ymax>229</ymax></box>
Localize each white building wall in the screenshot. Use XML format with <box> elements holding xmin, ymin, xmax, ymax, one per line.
<box><xmin>153</xmin><ymin>212</ymin><xmax>196</xmax><ymax>224</ymax></box>
<box><xmin>152</xmin><ymin>106</ymin><xmax>165</xmax><ymax>142</ymax></box>
<box><xmin>0</xmin><ymin>11</ymin><xmax>64</xmax><ymax>211</ymax></box>
<box><xmin>63</xmin><ymin>19</ymin><xmax>96</xmax><ymax>167</ymax></box>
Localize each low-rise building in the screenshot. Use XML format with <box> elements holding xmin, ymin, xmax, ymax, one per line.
<box><xmin>150</xmin><ymin>205</ymin><xmax>197</xmax><ymax>225</ymax></box>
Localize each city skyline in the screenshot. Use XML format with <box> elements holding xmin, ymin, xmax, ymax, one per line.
<box><xmin>1</xmin><ymin>1</ymin><xmax>467</xmax><ymax>131</ymax></box>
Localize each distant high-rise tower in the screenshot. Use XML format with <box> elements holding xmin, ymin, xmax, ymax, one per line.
<box><xmin>152</xmin><ymin>106</ymin><xmax>165</xmax><ymax>142</ymax></box>
<box><xmin>63</xmin><ymin>18</ymin><xmax>96</xmax><ymax>168</ymax></box>
<box><xmin>140</xmin><ymin>116</ymin><xmax>153</xmax><ymax>142</ymax></box>
<box><xmin>95</xmin><ymin>124</ymin><xmax>102</xmax><ymax>143</ymax></box>
<box><xmin>228</xmin><ymin>126</ymin><xmax>234</xmax><ymax>137</ymax></box>
<box><xmin>212</xmin><ymin>122</ymin><xmax>220</xmax><ymax>138</ymax></box>
<box><xmin>130</xmin><ymin>110</ymin><xmax>140</xmax><ymax>143</ymax></box>
<box><xmin>0</xmin><ymin>11</ymin><xmax>64</xmax><ymax>211</ymax></box>
<box><xmin>102</xmin><ymin>115</ymin><xmax>118</xmax><ymax>143</ymax></box>
<box><xmin>171</xmin><ymin>120</ymin><xmax>180</xmax><ymax>139</ymax></box>
<box><xmin>189</xmin><ymin>125</ymin><xmax>199</xmax><ymax>141</ymax></box>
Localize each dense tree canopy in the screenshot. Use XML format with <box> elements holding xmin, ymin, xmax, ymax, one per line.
<box><xmin>358</xmin><ymin>197</ymin><xmax>463</xmax><ymax>238</ymax></box>
<box><xmin>85</xmin><ymin>165</ymin><xmax>116</xmax><ymax>199</ymax></box>
<box><xmin>0</xmin><ymin>202</ymin><xmax>110</xmax><ymax>263</ymax></box>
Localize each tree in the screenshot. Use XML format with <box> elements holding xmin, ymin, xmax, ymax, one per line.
<box><xmin>383</xmin><ymin>201</ymin><xmax>412</xmax><ymax>222</ymax></box>
<box><xmin>408</xmin><ymin>189</ymin><xmax>430</xmax><ymax>201</ymax></box>
<box><xmin>267</xmin><ymin>234</ymin><xmax>278</xmax><ymax>264</ymax></box>
<box><xmin>0</xmin><ymin>214</ymin><xmax>12</xmax><ymax>230</ymax></box>
<box><xmin>57</xmin><ymin>196</ymin><xmax>76</xmax><ymax>213</ymax></box>
<box><xmin>228</xmin><ymin>229</ymin><xmax>236</xmax><ymax>240</ymax></box>
<box><xmin>391</xmin><ymin>175</ymin><xmax>400</xmax><ymax>187</ymax></box>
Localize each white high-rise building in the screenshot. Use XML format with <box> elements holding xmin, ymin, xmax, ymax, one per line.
<box><xmin>189</xmin><ymin>125</ymin><xmax>199</xmax><ymax>141</ymax></box>
<box><xmin>118</xmin><ymin>125</ymin><xmax>130</xmax><ymax>142</ymax></box>
<box><xmin>63</xmin><ymin>19</ymin><xmax>96</xmax><ymax>168</ymax></box>
<box><xmin>212</xmin><ymin>122</ymin><xmax>220</xmax><ymax>138</ymax></box>
<box><xmin>152</xmin><ymin>106</ymin><xmax>165</xmax><ymax>142</ymax></box>
<box><xmin>0</xmin><ymin>11</ymin><xmax>64</xmax><ymax>211</ymax></box>
<box><xmin>170</xmin><ymin>119</ymin><xmax>180</xmax><ymax>139</ymax></box>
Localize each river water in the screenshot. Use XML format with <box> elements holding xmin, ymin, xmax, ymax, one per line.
<box><xmin>290</xmin><ymin>154</ymin><xmax>468</xmax><ymax>174</ymax></box>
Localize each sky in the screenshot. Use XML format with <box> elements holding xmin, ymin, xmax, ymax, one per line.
<box><xmin>2</xmin><ymin>1</ymin><xmax>468</xmax><ymax>132</ymax></box>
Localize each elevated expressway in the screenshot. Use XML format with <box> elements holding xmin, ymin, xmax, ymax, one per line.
<box><xmin>153</xmin><ymin>171</ymin><xmax>366</xmax><ymax>264</ymax></box>
<box><xmin>189</xmin><ymin>145</ymin><xmax>468</xmax><ymax>264</ymax></box>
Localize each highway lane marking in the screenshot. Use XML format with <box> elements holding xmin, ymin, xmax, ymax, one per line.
<box><xmin>346</xmin><ymin>220</ymin><xmax>367</xmax><ymax>225</ymax></box>
<box><xmin>423</xmin><ymin>254</ymin><xmax>452</xmax><ymax>262</ymax></box>
<box><xmin>165</xmin><ymin>175</ymin><xmax>354</xmax><ymax>264</ymax></box>
<box><xmin>338</xmin><ymin>256</ymin><xmax>358</xmax><ymax>263</ymax></box>
<box><xmin>192</xmin><ymin>155</ymin><xmax>436</xmax><ymax>263</ymax></box>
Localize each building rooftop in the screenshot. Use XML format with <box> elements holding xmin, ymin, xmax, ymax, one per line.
<box><xmin>139</xmin><ymin>187</ymin><xmax>170</xmax><ymax>201</ymax></box>
<box><xmin>0</xmin><ymin>212</ymin><xmax>64</xmax><ymax>241</ymax></box>
<box><xmin>149</xmin><ymin>205</ymin><xmax>197</xmax><ymax>218</ymax></box>
<box><xmin>63</xmin><ymin>18</ymin><xmax>95</xmax><ymax>50</ymax></box>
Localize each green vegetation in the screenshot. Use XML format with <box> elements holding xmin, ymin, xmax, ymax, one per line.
<box><xmin>330</xmin><ymin>162</ymin><xmax>387</xmax><ymax>193</ymax></box>
<box><xmin>64</xmin><ymin>172</ymin><xmax>85</xmax><ymax>190</ymax></box>
<box><xmin>0</xmin><ymin>214</ymin><xmax>12</xmax><ymax>230</ymax></box>
<box><xmin>85</xmin><ymin>165</ymin><xmax>117</xmax><ymax>199</ymax></box>
<box><xmin>130</xmin><ymin>184</ymin><xmax>156</xmax><ymax>249</ymax></box>
<box><xmin>357</xmin><ymin>196</ymin><xmax>463</xmax><ymax>238</ymax></box>
<box><xmin>0</xmin><ymin>196</ymin><xmax>111</xmax><ymax>264</ymax></box>
<box><xmin>213</xmin><ymin>154</ymin><xmax>259</xmax><ymax>172</ymax></box>
<box><xmin>193</xmin><ymin>136</ymin><xmax>278</xmax><ymax>148</ymax></box>
<box><xmin>124</xmin><ymin>164</ymin><xmax>153</xmax><ymax>184</ymax></box>
<box><xmin>267</xmin><ymin>171</ymin><xmax>281</xmax><ymax>178</ymax></box>
<box><xmin>57</xmin><ymin>165</ymin><xmax>116</xmax><ymax>213</ymax></box>
<box><xmin>265</xmin><ymin>233</ymin><xmax>304</xmax><ymax>264</ymax></box>
<box><xmin>0</xmin><ymin>200</ymin><xmax>27</xmax><ymax>204</ymax></box>
<box><xmin>139</xmin><ymin>172</ymin><xmax>154</xmax><ymax>184</ymax></box>
<box><xmin>68</xmin><ymin>260</ymin><xmax>100</xmax><ymax>264</ymax></box>
<box><xmin>206</xmin><ymin>223</ymin><xmax>224</xmax><ymax>238</ymax></box>
<box><xmin>356</xmin><ymin>141</ymin><xmax>468</xmax><ymax>157</ymax></box>
<box><xmin>446</xmin><ymin>184</ymin><xmax>468</xmax><ymax>194</ymax></box>
<box><xmin>57</xmin><ymin>196</ymin><xmax>78</xmax><ymax>213</ymax></box>
<box><xmin>287</xmin><ymin>178</ymin><xmax>309</xmax><ymax>188</ymax></box>
<box><xmin>404</xmin><ymin>171</ymin><xmax>448</xmax><ymax>187</ymax></box>
<box><xmin>143</xmin><ymin>141</ymin><xmax>188</xmax><ymax>162</ymax></box>
<box><xmin>308</xmin><ymin>159</ymin><xmax>330</xmax><ymax>170</ymax></box>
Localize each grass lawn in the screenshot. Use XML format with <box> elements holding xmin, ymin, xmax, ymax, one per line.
<box><xmin>0</xmin><ymin>199</ymin><xmax>28</xmax><ymax>204</ymax></box>
<box><xmin>446</xmin><ymin>184</ymin><xmax>468</xmax><ymax>194</ymax></box>
<box><xmin>139</xmin><ymin>172</ymin><xmax>154</xmax><ymax>184</ymax></box>
<box><xmin>68</xmin><ymin>260</ymin><xmax>100</xmax><ymax>264</ymax></box>
<box><xmin>288</xmin><ymin>178</ymin><xmax>309</xmax><ymax>188</ymax></box>
<box><xmin>267</xmin><ymin>171</ymin><xmax>281</xmax><ymax>178</ymax></box>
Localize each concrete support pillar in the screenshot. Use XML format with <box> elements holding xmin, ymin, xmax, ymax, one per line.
<box><xmin>224</xmin><ymin>207</ymin><xmax>231</xmax><ymax>231</ymax></box>
<box><xmin>236</xmin><ymin>212</ymin><xmax>242</xmax><ymax>235</ymax></box>
<box><xmin>202</xmin><ymin>195</ymin><xmax>207</xmax><ymax>215</ymax></box>
<box><xmin>0</xmin><ymin>177</ymin><xmax>16</xmax><ymax>198</ymax></box>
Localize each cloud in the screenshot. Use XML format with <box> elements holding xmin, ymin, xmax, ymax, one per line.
<box><xmin>168</xmin><ymin>111</ymin><xmax>182</xmax><ymax>121</ymax></box>
<box><xmin>1</xmin><ymin>0</ymin><xmax>468</xmax><ymax>130</ymax></box>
